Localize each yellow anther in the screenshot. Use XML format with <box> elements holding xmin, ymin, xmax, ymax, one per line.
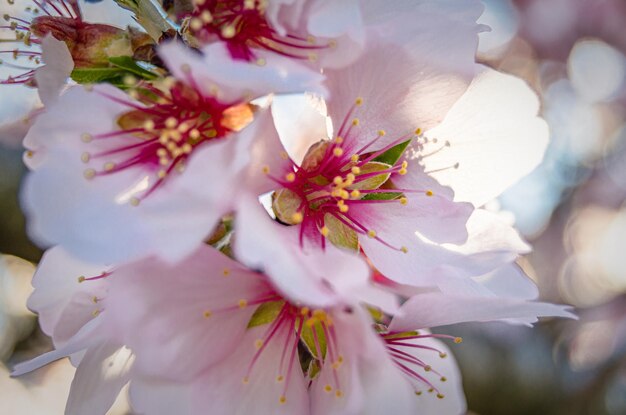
<box><xmin>285</xmin><ymin>172</ymin><xmax>296</xmax><ymax>182</ymax></box>
<box><xmin>280</xmin><ymin>151</ymin><xmax>289</xmax><ymax>160</ymax></box>
<box><xmin>367</xmin><ymin>230</ymin><xmax>377</xmax><ymax>238</ymax></box>
<box><xmin>378</xmin><ymin>130</ymin><xmax>386</xmax><ymax>136</ymax></box>
<box><xmin>351</xmin><ymin>166</ymin><xmax>361</xmax><ymax>174</ymax></box>
<box><xmin>335</xmin><ymin>390</ymin><xmax>343</xmax><ymax>398</ymax></box>
<box><xmin>92</xmin><ymin>296</ymin><xmax>99</xmax><ymax>304</ymax></box>
<box><xmin>324</xmin><ymin>384</ymin><xmax>333</xmax><ymax>393</ymax></box>
<box><xmin>92</xmin><ymin>309</ymin><xmax>100</xmax><ymax>317</ymax></box>
<box><xmin>426</xmin><ymin>190</ymin><xmax>434</xmax><ymax>197</ymax></box>
<box><xmin>400</xmin><ymin>246</ymin><xmax>408</xmax><ymax>253</ymax></box>
<box><xmin>355</xmin><ymin>97</ymin><xmax>363</xmax><ymax>106</ymax></box>
<box><xmin>439</xmin><ymin>352</ymin><xmax>447</xmax><ymax>359</ymax></box>
<box><xmin>25</xmin><ymin>151</ymin><xmax>34</xmax><ymax>158</ymax></box>
<box><xmin>415</xmin><ymin>128</ymin><xmax>422</xmax><ymax>135</ymax></box>
<box><xmin>223</xmin><ymin>268</ymin><xmax>230</xmax><ymax>276</ymax></box>
<box><xmin>350</xmin><ymin>154</ymin><xmax>359</xmax><ymax>163</ymax></box>
<box><xmin>306</xmin><ymin>318</ymin><xmax>318</xmax><ymax>327</ymax></box>
<box><xmin>77</xmin><ymin>276</ymin><xmax>86</xmax><ymax>283</ymax></box>
<box><xmin>130</xmin><ymin>197</ymin><xmax>140</xmax><ymax>206</ymax></box>
<box><xmin>333</xmin><ymin>147</ymin><xmax>344</xmax><ymax>157</ymax></box>
<box><xmin>350</xmin><ymin>189</ymin><xmax>361</xmax><ymax>199</ymax></box>
<box><xmin>83</xmin><ymin>169</ymin><xmax>96</xmax><ymax>180</ymax></box>
<box><xmin>398</xmin><ymin>168</ymin><xmax>407</xmax><ymax>175</ymax></box>
<box><xmin>335</xmin><ymin>136</ymin><xmax>344</xmax><ymax>144</ymax></box>
<box><xmin>200</xmin><ymin>9</ymin><xmax>213</xmax><ymax>23</ymax></box>
<box><xmin>203</xmin><ymin>310</ymin><xmax>212</xmax><ymax>318</ymax></box>
<box><xmin>437</xmin><ymin>394</ymin><xmax>445</xmax><ymax>399</ymax></box>
<box><xmin>454</xmin><ymin>337</ymin><xmax>463</xmax><ymax>344</ymax></box>
<box><xmin>157</xmin><ymin>170</ymin><xmax>167</xmax><ymax>179</ymax></box>
<box><xmin>291</xmin><ymin>212</ymin><xmax>303</xmax><ymax>224</ymax></box>
<box><xmin>338</xmin><ymin>202</ymin><xmax>349</xmax><ymax>213</ymax></box>
<box><xmin>312</xmin><ymin>309</ymin><xmax>326</xmax><ymax>318</ymax></box>
<box><xmin>320</xmin><ymin>226</ymin><xmax>330</xmax><ymax>237</ymax></box>
<box><xmin>351</xmin><ymin>118</ymin><xmax>359</xmax><ymax>126</ymax></box>
<box><xmin>308</xmin><ymin>52</ymin><xmax>318</xmax><ymax>62</ymax></box>
<box><xmin>189</xmin><ymin>17</ymin><xmax>203</xmax><ymax>31</ymax></box>
<box><xmin>441</xmin><ymin>377</ymin><xmax>447</xmax><ymax>382</ymax></box>
<box><xmin>256</xmin><ymin>58</ymin><xmax>266</xmax><ymax>66</ymax></box>
<box><xmin>255</xmin><ymin>339</ymin><xmax>264</xmax><ymax>349</ymax></box>
<box><xmin>238</xmin><ymin>299</ymin><xmax>248</xmax><ymax>308</ymax></box>
<box><xmin>103</xmin><ymin>162</ymin><xmax>115</xmax><ymax>171</ymax></box>
<box><xmin>143</xmin><ymin>120</ymin><xmax>155</xmax><ymax>131</ymax></box>
<box><xmin>333</xmin><ymin>176</ymin><xmax>343</xmax><ymax>185</ymax></box>
<box><xmin>340</xmin><ymin>189</ymin><xmax>350</xmax><ymax>200</ymax></box>
<box><xmin>81</xmin><ymin>133</ymin><xmax>92</xmax><ymax>142</ymax></box>
<box><xmin>346</xmin><ymin>173</ymin><xmax>355</xmax><ymax>183</ymax></box>
<box><xmin>221</xmin><ymin>25</ymin><xmax>236</xmax><ymax>38</ymax></box>
<box><xmin>415</xmin><ymin>391</ymin><xmax>423</xmax><ymax>396</ymax></box>
<box><xmin>337</xmin><ymin>355</ymin><xmax>344</xmax><ymax>363</ymax></box>
<box><xmin>242</xmin><ymin>376</ymin><xmax>249</xmax><ymax>384</ymax></box>
<box><xmin>276</xmin><ymin>375</ymin><xmax>284</xmax><ymax>382</ymax></box>
<box><xmin>189</xmin><ymin>129</ymin><xmax>201</xmax><ymax>140</ymax></box>
<box><xmin>279</xmin><ymin>395</ymin><xmax>287</xmax><ymax>404</ymax></box>
<box><xmin>424</xmin><ymin>365</ymin><xmax>432</xmax><ymax>372</ymax></box>
<box><xmin>300</xmin><ymin>307</ymin><xmax>310</xmax><ymax>316</ymax></box>
<box><xmin>81</xmin><ymin>152</ymin><xmax>90</xmax><ymax>163</ymax></box>
<box><xmin>177</xmin><ymin>123</ymin><xmax>190</xmax><ymax>133</ymax></box>
<box><xmin>262</xmin><ymin>165</ymin><xmax>270</xmax><ymax>174</ymax></box>
<box><xmin>165</xmin><ymin>117</ymin><xmax>178</xmax><ymax>129</ymax></box>
<box><xmin>428</xmin><ymin>388</ymin><xmax>434</xmax><ymax>393</ymax></box>
<box><xmin>399</xmin><ymin>197</ymin><xmax>408</xmax><ymax>205</ymax></box>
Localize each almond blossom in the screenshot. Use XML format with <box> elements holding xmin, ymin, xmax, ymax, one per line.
<box><xmin>13</xmin><ymin>245</ymin><xmax>573</xmax><ymax>415</ymax></box>
<box><xmin>21</xmin><ymin>39</ymin><xmax>325</xmax><ymax>264</ymax></box>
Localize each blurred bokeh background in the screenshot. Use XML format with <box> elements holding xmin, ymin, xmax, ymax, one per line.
<box><xmin>1</xmin><ymin>0</ymin><xmax>626</xmax><ymax>413</ymax></box>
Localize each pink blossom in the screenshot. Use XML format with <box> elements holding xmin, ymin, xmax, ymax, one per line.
<box><xmin>21</xmin><ymin>39</ymin><xmax>325</xmax><ymax>264</ymax></box>
<box><xmin>13</xmin><ymin>244</ymin><xmax>573</xmax><ymax>415</ymax></box>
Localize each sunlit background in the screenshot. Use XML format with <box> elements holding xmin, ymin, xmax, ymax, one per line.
<box><xmin>1</xmin><ymin>0</ymin><xmax>626</xmax><ymax>413</ymax></box>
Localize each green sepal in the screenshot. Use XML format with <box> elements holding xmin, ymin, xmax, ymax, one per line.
<box><xmin>349</xmin><ymin>161</ymin><xmax>392</xmax><ymax>191</ymax></box>
<box><xmin>361</xmin><ymin>192</ymin><xmax>403</xmax><ymax>201</ymax></box>
<box><xmin>324</xmin><ymin>213</ymin><xmax>359</xmax><ymax>252</ymax></box>
<box><xmin>247</xmin><ymin>300</ymin><xmax>285</xmax><ymax>328</ymax></box>
<box><xmin>300</xmin><ymin>320</ymin><xmax>327</xmax><ymax>360</ymax></box>
<box><xmin>372</xmin><ymin>139</ymin><xmax>412</xmax><ymax>166</ymax></box>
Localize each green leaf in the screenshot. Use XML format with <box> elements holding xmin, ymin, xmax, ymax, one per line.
<box><xmin>300</xmin><ymin>320</ymin><xmax>327</xmax><ymax>360</ymax></box>
<box><xmin>372</xmin><ymin>139</ymin><xmax>412</xmax><ymax>166</ymax></box>
<box><xmin>247</xmin><ymin>301</ymin><xmax>285</xmax><ymax>328</ymax></box>
<box><xmin>108</xmin><ymin>56</ymin><xmax>158</xmax><ymax>79</ymax></box>
<box><xmin>70</xmin><ymin>67</ymin><xmax>127</xmax><ymax>84</ymax></box>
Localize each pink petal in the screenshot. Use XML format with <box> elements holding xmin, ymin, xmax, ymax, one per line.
<box><xmin>389</xmin><ymin>293</ymin><xmax>576</xmax><ymax>333</ymax></box>
<box><xmin>34</xmin><ymin>35</ymin><xmax>74</xmax><ymax>106</ymax></box>
<box><xmin>423</xmin><ymin>67</ymin><xmax>550</xmax><ymax>206</ymax></box>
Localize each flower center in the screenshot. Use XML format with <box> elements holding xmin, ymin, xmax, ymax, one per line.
<box><xmin>80</xmin><ymin>77</ymin><xmax>254</xmax><ymax>204</ymax></box>
<box><xmin>186</xmin><ymin>0</ymin><xmax>331</xmax><ymax>62</ymax></box>
<box><xmin>268</xmin><ymin>98</ymin><xmax>434</xmax><ymax>252</ymax></box>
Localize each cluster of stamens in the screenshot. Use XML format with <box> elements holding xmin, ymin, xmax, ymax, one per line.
<box><xmin>186</xmin><ymin>0</ymin><xmax>333</xmax><ymax>63</ymax></box>
<box><xmin>79</xmin><ymin>73</ymin><xmax>251</xmax><ymax>205</ymax></box>
<box><xmin>382</xmin><ymin>331</ymin><xmax>463</xmax><ymax>399</ymax></box>
<box><xmin>268</xmin><ymin>98</ymin><xmax>437</xmax><ymax>253</ymax></box>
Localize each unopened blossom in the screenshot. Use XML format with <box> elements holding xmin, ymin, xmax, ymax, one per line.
<box><xmin>14</xmin><ymin>245</ymin><xmax>572</xmax><ymax>415</ymax></box>
<box><xmin>181</xmin><ymin>0</ymin><xmax>364</xmax><ymax>68</ymax></box>
<box><xmin>21</xmin><ymin>39</ymin><xmax>326</xmax><ymax>264</ymax></box>
<box><xmin>1</xmin><ymin>0</ymin><xmax>142</xmax><ymax>86</ymax></box>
